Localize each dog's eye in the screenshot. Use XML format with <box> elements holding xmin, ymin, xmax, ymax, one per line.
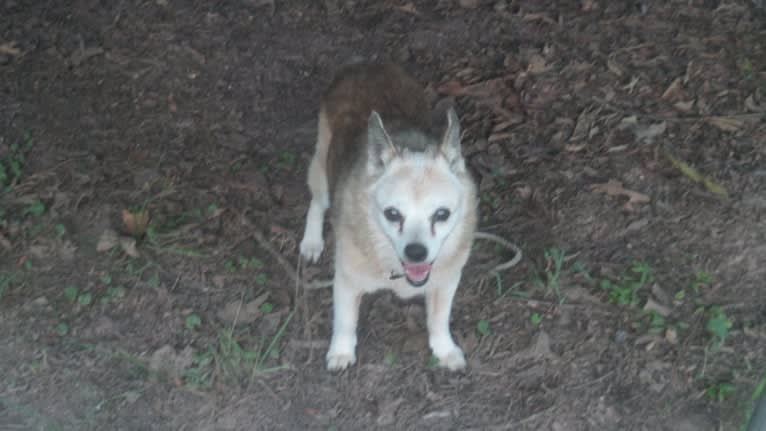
<box><xmin>432</xmin><ymin>208</ymin><xmax>451</xmax><ymax>222</ymax></box>
<box><xmin>383</xmin><ymin>207</ymin><xmax>403</xmax><ymax>222</ymax></box>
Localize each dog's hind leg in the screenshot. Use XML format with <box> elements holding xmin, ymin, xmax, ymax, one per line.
<box><xmin>426</xmin><ymin>274</ymin><xmax>466</xmax><ymax>371</ymax></box>
<box><xmin>300</xmin><ymin>109</ymin><xmax>331</xmax><ymax>263</ymax></box>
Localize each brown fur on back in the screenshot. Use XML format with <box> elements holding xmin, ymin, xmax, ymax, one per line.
<box><xmin>320</xmin><ymin>63</ymin><xmax>429</xmax><ymax>196</ymax></box>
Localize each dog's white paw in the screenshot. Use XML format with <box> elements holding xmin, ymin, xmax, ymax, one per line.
<box><xmin>436</xmin><ymin>347</ymin><xmax>466</xmax><ymax>371</ymax></box>
<box><xmin>299</xmin><ymin>237</ymin><xmax>324</xmax><ymax>263</ymax></box>
<box><xmin>326</xmin><ymin>351</ymin><xmax>356</xmax><ymax>371</ymax></box>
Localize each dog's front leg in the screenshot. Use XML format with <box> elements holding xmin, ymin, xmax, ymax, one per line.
<box><xmin>426</xmin><ymin>275</ymin><xmax>466</xmax><ymax>371</ymax></box>
<box><xmin>326</xmin><ymin>272</ymin><xmax>361</xmax><ymax>371</ymax></box>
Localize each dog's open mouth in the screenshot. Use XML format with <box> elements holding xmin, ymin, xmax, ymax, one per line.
<box><xmin>402</xmin><ymin>263</ymin><xmax>431</xmax><ymax>287</ymax></box>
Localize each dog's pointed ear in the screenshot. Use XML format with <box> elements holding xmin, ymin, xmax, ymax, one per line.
<box><xmin>440</xmin><ymin>108</ymin><xmax>465</xmax><ymax>172</ymax></box>
<box><xmin>367</xmin><ymin>111</ymin><xmax>399</xmax><ymax>173</ymax></box>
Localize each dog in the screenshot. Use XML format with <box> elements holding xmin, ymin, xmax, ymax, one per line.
<box><xmin>299</xmin><ymin>62</ymin><xmax>478</xmax><ymax>371</ymax></box>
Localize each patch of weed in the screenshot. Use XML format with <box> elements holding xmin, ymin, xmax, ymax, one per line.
<box><xmin>0</xmin><ymin>272</ymin><xmax>16</xmax><ymax>302</ymax></box>
<box><xmin>183</xmin><ymin>311</ymin><xmax>293</xmax><ymax>387</ymax></box>
<box><xmin>185</xmin><ymin>314</ymin><xmax>202</xmax><ymax>331</ymax></box>
<box><xmin>493</xmin><ymin>272</ymin><xmax>526</xmax><ymax>298</ymax></box>
<box><xmin>77</xmin><ymin>292</ymin><xmax>93</xmax><ymax>306</ymax></box>
<box><xmin>0</xmin><ymin>132</ymin><xmax>33</xmax><ymax>190</ymax></box>
<box><xmin>530</xmin><ymin>312</ymin><xmax>543</xmax><ymax>326</ymax></box>
<box><xmin>706</xmin><ymin>306</ymin><xmax>732</xmax><ymax>351</ymax></box>
<box><xmin>599</xmin><ymin>261</ymin><xmax>653</xmax><ymax>307</ymax></box>
<box><xmin>385</xmin><ymin>351</ymin><xmax>397</xmax><ymax>366</ymax></box>
<box><xmin>480</xmin><ymin>191</ymin><xmax>501</xmax><ymax>222</ymax></box>
<box><xmin>56</xmin><ymin>322</ymin><xmax>69</xmax><ymax>336</ymax></box>
<box><xmin>426</xmin><ymin>355</ymin><xmax>439</xmax><ymax>369</ymax></box>
<box><xmin>691</xmin><ymin>270</ymin><xmax>714</xmax><ymax>294</ymax></box>
<box><xmin>273</xmin><ymin>151</ymin><xmax>297</xmax><ymax>171</ymax></box>
<box><xmin>742</xmin><ymin>371</ymin><xmax>766</xmax><ymax>431</ymax></box>
<box><xmin>477</xmin><ymin>319</ymin><xmax>491</xmax><ymax>337</ymax></box>
<box><xmin>706</xmin><ymin>381</ymin><xmax>735</xmax><ymax>402</ymax></box>
<box><xmin>23</xmin><ymin>201</ymin><xmax>46</xmax><ymax>218</ymax></box>
<box><xmin>533</xmin><ymin>247</ymin><xmax>567</xmax><ymax>304</ymax></box>
<box><xmin>100</xmin><ymin>286</ymin><xmax>126</xmax><ymax>305</ymax></box>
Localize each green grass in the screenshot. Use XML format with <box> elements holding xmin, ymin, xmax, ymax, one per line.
<box><xmin>477</xmin><ymin>319</ymin><xmax>491</xmax><ymax>337</ymax></box>
<box><xmin>0</xmin><ymin>396</ymin><xmax>65</xmax><ymax>431</ymax></box>
<box><xmin>0</xmin><ymin>272</ymin><xmax>16</xmax><ymax>303</ymax></box>
<box><xmin>184</xmin><ymin>314</ymin><xmax>202</xmax><ymax>330</ymax></box>
<box><xmin>0</xmin><ymin>132</ymin><xmax>33</xmax><ymax>191</ymax></box>
<box><xmin>184</xmin><ymin>311</ymin><xmax>294</xmax><ymax>387</ymax></box>
<box><xmin>532</xmin><ymin>247</ymin><xmax>567</xmax><ymax>304</ymax></box>
<box><xmin>530</xmin><ymin>312</ymin><xmax>543</xmax><ymax>326</ymax></box>
<box><xmin>599</xmin><ymin>261</ymin><xmax>653</xmax><ymax>307</ymax></box>
<box><xmin>706</xmin><ymin>306</ymin><xmax>732</xmax><ymax>351</ymax></box>
<box><xmin>706</xmin><ymin>381</ymin><xmax>736</xmax><ymax>403</ymax></box>
<box><xmin>741</xmin><ymin>371</ymin><xmax>766</xmax><ymax>431</ymax></box>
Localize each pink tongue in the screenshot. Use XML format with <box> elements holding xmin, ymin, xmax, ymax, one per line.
<box><xmin>403</xmin><ymin>263</ymin><xmax>431</xmax><ymax>282</ymax></box>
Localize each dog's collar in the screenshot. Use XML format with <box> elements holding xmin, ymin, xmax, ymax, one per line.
<box><xmin>389</xmin><ymin>270</ymin><xmax>405</xmax><ymax>280</ymax></box>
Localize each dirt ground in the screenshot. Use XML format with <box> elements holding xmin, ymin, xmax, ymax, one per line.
<box><xmin>1</xmin><ymin>1</ymin><xmax>765</xmax><ymax>430</ymax></box>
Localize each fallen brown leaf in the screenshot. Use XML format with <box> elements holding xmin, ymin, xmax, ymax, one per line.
<box><xmin>643</xmin><ymin>297</ymin><xmax>672</xmax><ymax>317</ymax></box>
<box><xmin>120</xmin><ymin>237</ymin><xmax>140</xmax><ymax>258</ymax></box>
<box><xmin>0</xmin><ymin>41</ymin><xmax>22</xmax><ymax>56</ymax></box>
<box><xmin>591</xmin><ymin>179</ymin><xmax>650</xmax><ymax>211</ymax></box>
<box><xmin>673</xmin><ymin>100</ymin><xmax>695</xmax><ymax>113</ymax></box>
<box><xmin>661</xmin><ymin>77</ymin><xmax>684</xmax><ymax>101</ymax></box>
<box><xmin>706</xmin><ymin>116</ymin><xmax>744</xmax><ymax>132</ymax></box>
<box><xmin>122</xmin><ymin>209</ymin><xmax>150</xmax><ymax>237</ymax></box>
<box><xmin>167</xmin><ymin>94</ymin><xmax>177</xmax><ymax>113</ymax></box>
<box><xmin>522</xmin><ymin>13</ymin><xmax>556</xmax><ymax>25</ymax></box>
<box><xmin>391</xmin><ymin>2</ymin><xmax>420</xmax><ymax>14</ymax></box>
<box><xmin>745</xmin><ymin>94</ymin><xmax>763</xmax><ymax>112</ymax></box>
<box><xmin>216</xmin><ymin>292</ymin><xmax>270</xmax><ymax>325</ymax></box>
<box><xmin>96</xmin><ymin>229</ymin><xmax>119</xmax><ymax>252</ymax></box>
<box><xmin>526</xmin><ymin>54</ymin><xmax>550</xmax><ymax>74</ymax></box>
<box><xmin>437</xmin><ymin>79</ymin><xmax>465</xmax><ymax>97</ymax></box>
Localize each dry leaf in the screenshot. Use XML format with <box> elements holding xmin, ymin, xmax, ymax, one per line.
<box><xmin>216</xmin><ymin>292</ymin><xmax>270</xmax><ymax>325</ymax></box>
<box><xmin>122</xmin><ymin>209</ymin><xmax>150</xmax><ymax>236</ymax></box>
<box><xmin>591</xmin><ymin>179</ymin><xmax>650</xmax><ymax>211</ymax></box>
<box><xmin>643</xmin><ymin>297</ymin><xmax>672</xmax><ymax>317</ymax></box>
<box><xmin>526</xmin><ymin>54</ymin><xmax>550</xmax><ymax>74</ymax></box>
<box><xmin>120</xmin><ymin>237</ymin><xmax>140</xmax><ymax>258</ymax></box>
<box><xmin>565</xmin><ymin>143</ymin><xmax>587</xmax><ymax>152</ymax></box>
<box><xmin>634</xmin><ymin>121</ymin><xmax>666</xmax><ymax>143</ymax></box>
<box><xmin>673</xmin><ymin>100</ymin><xmax>695</xmax><ymax>113</ymax></box>
<box><xmin>522</xmin><ymin>13</ymin><xmax>556</xmax><ymax>25</ymax></box>
<box><xmin>0</xmin><ymin>232</ymin><xmax>12</xmax><ymax>250</ymax></box>
<box><xmin>581</xmin><ymin>0</ymin><xmax>598</xmax><ymax>11</ymax></box>
<box><xmin>391</xmin><ymin>2</ymin><xmax>420</xmax><ymax>15</ymax></box>
<box><xmin>438</xmin><ymin>80</ymin><xmax>465</xmax><ymax>97</ymax></box>
<box><xmin>0</xmin><ymin>41</ymin><xmax>22</xmax><ymax>56</ymax></box>
<box><xmin>665</xmin><ymin>327</ymin><xmax>678</xmax><ymax>344</ymax></box>
<box><xmin>69</xmin><ymin>47</ymin><xmax>104</xmax><ymax>67</ymax></box>
<box><xmin>706</xmin><ymin>116</ymin><xmax>743</xmax><ymax>132</ymax></box>
<box><xmin>745</xmin><ymin>94</ymin><xmax>763</xmax><ymax>112</ymax></box>
<box><xmin>661</xmin><ymin>77</ymin><xmax>684</xmax><ymax>101</ymax></box>
<box><xmin>96</xmin><ymin>229</ymin><xmax>119</xmax><ymax>252</ymax></box>
<box><xmin>167</xmin><ymin>94</ymin><xmax>177</xmax><ymax>113</ymax></box>
<box><xmin>607</xmin><ymin>57</ymin><xmax>625</xmax><ymax>77</ymax></box>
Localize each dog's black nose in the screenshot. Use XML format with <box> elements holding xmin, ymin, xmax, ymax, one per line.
<box><xmin>404</xmin><ymin>243</ymin><xmax>428</xmax><ymax>262</ymax></box>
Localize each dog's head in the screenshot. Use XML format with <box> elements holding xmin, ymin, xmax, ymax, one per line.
<box><xmin>367</xmin><ymin>108</ymin><xmax>469</xmax><ymax>287</ymax></box>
